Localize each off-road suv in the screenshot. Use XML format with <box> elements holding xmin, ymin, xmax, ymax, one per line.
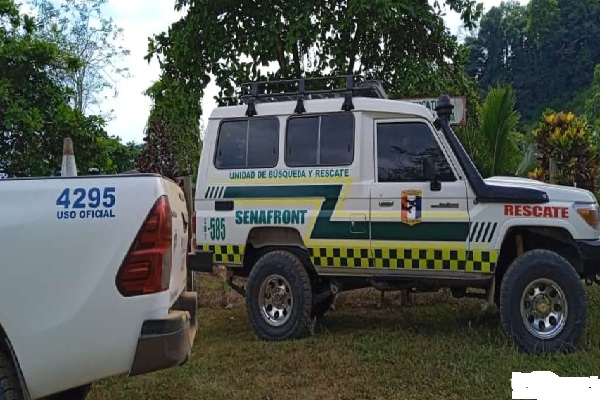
<box><xmin>189</xmin><ymin>75</ymin><xmax>600</xmax><ymax>354</ymax></box>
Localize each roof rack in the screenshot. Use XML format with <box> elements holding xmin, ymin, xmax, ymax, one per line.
<box><xmin>240</xmin><ymin>75</ymin><xmax>388</xmax><ymax>117</ymax></box>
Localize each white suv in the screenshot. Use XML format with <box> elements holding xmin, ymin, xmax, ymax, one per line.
<box><xmin>189</xmin><ymin>75</ymin><xmax>600</xmax><ymax>354</ymax></box>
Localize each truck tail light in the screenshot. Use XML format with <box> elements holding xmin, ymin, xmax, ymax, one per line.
<box><xmin>116</xmin><ymin>195</ymin><xmax>173</xmax><ymax>297</ymax></box>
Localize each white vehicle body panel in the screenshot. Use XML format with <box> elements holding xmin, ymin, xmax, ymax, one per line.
<box><xmin>193</xmin><ymin>91</ymin><xmax>600</xmax><ymax>280</ymax></box>
<box><xmin>0</xmin><ymin>174</ymin><xmax>190</xmax><ymax>399</ymax></box>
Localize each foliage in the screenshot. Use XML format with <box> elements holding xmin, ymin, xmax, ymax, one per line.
<box><xmin>137</xmin><ymin>119</ymin><xmax>176</xmax><ymax>179</ymax></box>
<box><xmin>93</xmin><ymin>136</ymin><xmax>142</xmax><ymax>174</ymax></box>
<box><xmin>0</xmin><ymin>0</ymin><xmax>137</xmax><ymax>177</ymax></box>
<box><xmin>146</xmin><ymin>0</ymin><xmax>484</xmax><ymax>131</ymax></box>
<box><xmin>465</xmin><ymin>0</ymin><xmax>600</xmax><ymax>126</ymax></box>
<box><xmin>0</xmin><ymin>0</ymin><xmax>108</xmax><ymax>177</ymax></box>
<box><xmin>26</xmin><ymin>0</ymin><xmax>131</xmax><ymax>119</ymax></box>
<box><xmin>145</xmin><ymin>78</ymin><xmax>202</xmax><ymax>177</ymax></box>
<box><xmin>454</xmin><ymin>85</ymin><xmax>523</xmax><ymax>178</ymax></box>
<box><xmin>528</xmin><ymin>111</ymin><xmax>599</xmax><ymax>192</ymax></box>
<box><xmin>585</xmin><ymin>64</ymin><xmax>600</xmax><ymax>132</ymax></box>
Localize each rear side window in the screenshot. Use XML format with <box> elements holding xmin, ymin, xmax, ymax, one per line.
<box><xmin>214</xmin><ymin>117</ymin><xmax>279</xmax><ymax>169</ymax></box>
<box><xmin>285</xmin><ymin>113</ymin><xmax>354</xmax><ymax>167</ymax></box>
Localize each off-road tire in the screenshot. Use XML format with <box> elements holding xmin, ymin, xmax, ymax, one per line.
<box><xmin>246</xmin><ymin>250</ymin><xmax>313</xmax><ymax>341</ymax></box>
<box><xmin>0</xmin><ymin>351</ymin><xmax>22</xmax><ymax>400</ymax></box>
<box><xmin>499</xmin><ymin>249</ymin><xmax>586</xmax><ymax>354</ymax></box>
<box><xmin>312</xmin><ymin>294</ymin><xmax>336</xmax><ymax>318</ymax></box>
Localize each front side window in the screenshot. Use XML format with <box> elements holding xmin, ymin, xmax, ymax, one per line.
<box><xmin>214</xmin><ymin>117</ymin><xmax>279</xmax><ymax>169</ymax></box>
<box><xmin>285</xmin><ymin>113</ymin><xmax>354</xmax><ymax>167</ymax></box>
<box><xmin>376</xmin><ymin>121</ymin><xmax>456</xmax><ymax>183</ymax></box>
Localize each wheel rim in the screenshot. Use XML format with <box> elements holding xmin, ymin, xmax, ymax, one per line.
<box><xmin>258</xmin><ymin>274</ymin><xmax>293</xmax><ymax>327</ymax></box>
<box><xmin>520</xmin><ymin>278</ymin><xmax>568</xmax><ymax>340</ymax></box>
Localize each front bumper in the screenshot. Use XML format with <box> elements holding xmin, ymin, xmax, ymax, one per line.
<box><xmin>129</xmin><ymin>291</ymin><xmax>198</xmax><ymax>377</ymax></box>
<box><xmin>576</xmin><ymin>239</ymin><xmax>600</xmax><ymax>275</ymax></box>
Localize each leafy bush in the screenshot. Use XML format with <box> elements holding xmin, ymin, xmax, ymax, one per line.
<box><xmin>454</xmin><ymin>84</ymin><xmax>524</xmax><ymax>178</ymax></box>
<box><xmin>529</xmin><ymin>111</ymin><xmax>599</xmax><ymax>192</ymax></box>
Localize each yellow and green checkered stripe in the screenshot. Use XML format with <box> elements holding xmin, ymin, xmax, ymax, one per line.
<box><xmin>308</xmin><ymin>247</ymin><xmax>371</xmax><ymax>268</ymax></box>
<box><xmin>201</xmin><ymin>244</ymin><xmax>245</xmax><ymax>264</ymax></box>
<box><xmin>309</xmin><ymin>247</ymin><xmax>498</xmax><ymax>273</ymax></box>
<box><xmin>201</xmin><ymin>244</ymin><xmax>497</xmax><ymax>273</ymax></box>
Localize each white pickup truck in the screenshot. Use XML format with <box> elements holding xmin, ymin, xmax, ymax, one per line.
<box><xmin>0</xmin><ymin>173</ymin><xmax>198</xmax><ymax>399</ymax></box>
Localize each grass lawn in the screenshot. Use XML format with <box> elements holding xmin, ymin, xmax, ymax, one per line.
<box><xmin>88</xmin><ymin>272</ymin><xmax>600</xmax><ymax>400</ymax></box>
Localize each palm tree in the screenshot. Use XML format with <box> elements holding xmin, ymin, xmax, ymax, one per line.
<box><xmin>455</xmin><ymin>84</ymin><xmax>525</xmax><ymax>178</ymax></box>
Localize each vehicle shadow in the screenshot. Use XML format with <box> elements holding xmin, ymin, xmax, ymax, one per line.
<box><xmin>312</xmin><ymin>293</ymin><xmax>503</xmax><ymax>341</ymax></box>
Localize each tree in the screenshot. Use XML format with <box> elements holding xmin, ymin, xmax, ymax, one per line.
<box><xmin>454</xmin><ymin>84</ymin><xmax>524</xmax><ymax>178</ymax></box>
<box><xmin>585</xmin><ymin>64</ymin><xmax>600</xmax><ymax>132</ymax></box>
<box><xmin>146</xmin><ymin>0</ymin><xmax>484</xmax><ymax>129</ymax></box>
<box><xmin>145</xmin><ymin>78</ymin><xmax>202</xmax><ymax>177</ymax></box>
<box><xmin>26</xmin><ymin>0</ymin><xmax>131</xmax><ymax>119</ymax></box>
<box><xmin>0</xmin><ymin>0</ymin><xmax>111</xmax><ymax>177</ymax></box>
<box><xmin>93</xmin><ymin>136</ymin><xmax>143</xmax><ymax>174</ymax></box>
<box><xmin>465</xmin><ymin>0</ymin><xmax>600</xmax><ymax>127</ymax></box>
<box><xmin>137</xmin><ymin>119</ymin><xmax>176</xmax><ymax>179</ymax></box>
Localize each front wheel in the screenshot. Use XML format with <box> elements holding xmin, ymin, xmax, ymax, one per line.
<box><xmin>499</xmin><ymin>249</ymin><xmax>587</xmax><ymax>354</ymax></box>
<box><xmin>246</xmin><ymin>250</ymin><xmax>314</xmax><ymax>341</ymax></box>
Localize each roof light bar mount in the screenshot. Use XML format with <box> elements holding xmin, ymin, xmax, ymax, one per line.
<box><xmin>240</xmin><ymin>75</ymin><xmax>388</xmax><ymax>116</ymax></box>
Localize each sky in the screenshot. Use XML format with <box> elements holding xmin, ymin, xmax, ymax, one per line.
<box><xmin>99</xmin><ymin>0</ymin><xmax>527</xmax><ymax>144</ymax></box>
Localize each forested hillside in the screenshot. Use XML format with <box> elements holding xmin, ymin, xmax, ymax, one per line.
<box><xmin>465</xmin><ymin>0</ymin><xmax>600</xmax><ymax>130</ymax></box>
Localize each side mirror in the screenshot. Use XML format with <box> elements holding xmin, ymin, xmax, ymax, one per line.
<box><xmin>423</xmin><ymin>157</ymin><xmax>441</xmax><ymax>191</ymax></box>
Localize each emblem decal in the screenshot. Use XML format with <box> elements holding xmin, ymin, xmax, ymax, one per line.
<box><xmin>401</xmin><ymin>189</ymin><xmax>422</xmax><ymax>226</ymax></box>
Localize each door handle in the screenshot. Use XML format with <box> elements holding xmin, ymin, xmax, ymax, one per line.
<box><xmin>432</xmin><ymin>202</ymin><xmax>459</xmax><ymax>209</ymax></box>
<box><xmin>379</xmin><ymin>200</ymin><xmax>394</xmax><ymax>207</ymax></box>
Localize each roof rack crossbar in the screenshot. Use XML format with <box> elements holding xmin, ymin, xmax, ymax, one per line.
<box><xmin>240</xmin><ymin>75</ymin><xmax>387</xmax><ymax>115</ymax></box>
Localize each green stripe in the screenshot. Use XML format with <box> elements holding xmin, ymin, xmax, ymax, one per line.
<box><xmin>371</xmin><ymin>222</ymin><xmax>469</xmax><ymax>241</ymax></box>
<box><xmin>224</xmin><ymin>185</ymin><xmax>469</xmax><ymax>241</ymax></box>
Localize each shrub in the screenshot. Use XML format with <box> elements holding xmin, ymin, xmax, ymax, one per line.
<box><xmin>454</xmin><ymin>84</ymin><xmax>524</xmax><ymax>178</ymax></box>
<box><xmin>529</xmin><ymin>111</ymin><xmax>599</xmax><ymax>192</ymax></box>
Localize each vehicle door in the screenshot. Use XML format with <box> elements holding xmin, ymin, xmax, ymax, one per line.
<box><xmin>369</xmin><ymin>118</ymin><xmax>471</xmax><ymax>275</ymax></box>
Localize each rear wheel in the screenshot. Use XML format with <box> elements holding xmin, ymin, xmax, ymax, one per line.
<box><xmin>0</xmin><ymin>351</ymin><xmax>22</xmax><ymax>400</ymax></box>
<box><xmin>499</xmin><ymin>249</ymin><xmax>586</xmax><ymax>354</ymax></box>
<box><xmin>246</xmin><ymin>250</ymin><xmax>313</xmax><ymax>341</ymax></box>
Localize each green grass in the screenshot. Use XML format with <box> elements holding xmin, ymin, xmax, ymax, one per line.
<box><xmin>88</xmin><ymin>273</ymin><xmax>600</xmax><ymax>400</ymax></box>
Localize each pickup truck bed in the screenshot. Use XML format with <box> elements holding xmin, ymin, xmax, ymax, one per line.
<box><xmin>0</xmin><ymin>173</ymin><xmax>197</xmax><ymax>399</ymax></box>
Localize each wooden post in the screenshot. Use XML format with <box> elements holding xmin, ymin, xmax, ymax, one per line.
<box><xmin>60</xmin><ymin>137</ymin><xmax>77</xmax><ymax>177</ymax></box>
<box><xmin>182</xmin><ymin>175</ymin><xmax>193</xmax><ymax>220</ymax></box>
<box><xmin>549</xmin><ymin>158</ymin><xmax>556</xmax><ymax>184</ymax></box>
